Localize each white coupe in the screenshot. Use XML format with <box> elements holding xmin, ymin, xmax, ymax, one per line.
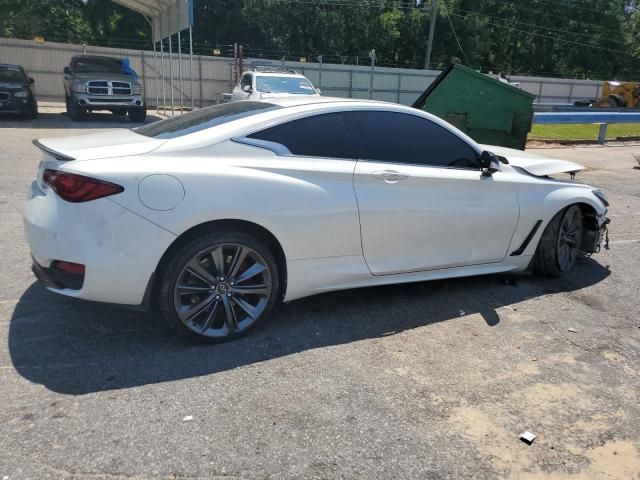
<box><xmin>24</xmin><ymin>97</ymin><xmax>610</xmax><ymax>342</ymax></box>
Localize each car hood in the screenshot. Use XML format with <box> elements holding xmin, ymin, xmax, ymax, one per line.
<box><xmin>0</xmin><ymin>82</ymin><xmax>27</xmax><ymax>90</ymax></box>
<box><xmin>34</xmin><ymin>130</ymin><xmax>166</xmax><ymax>161</ymax></box>
<box><xmin>481</xmin><ymin>144</ymin><xmax>586</xmax><ymax>177</ymax></box>
<box><xmin>72</xmin><ymin>72</ymin><xmax>137</xmax><ymax>83</ymax></box>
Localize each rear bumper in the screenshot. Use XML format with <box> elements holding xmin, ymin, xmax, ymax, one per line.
<box><xmin>24</xmin><ymin>180</ymin><xmax>176</xmax><ymax>306</ymax></box>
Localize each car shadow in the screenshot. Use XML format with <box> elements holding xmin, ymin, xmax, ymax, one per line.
<box><xmin>0</xmin><ymin>111</ymin><xmax>162</xmax><ymax>129</ymax></box>
<box><xmin>8</xmin><ymin>258</ymin><xmax>610</xmax><ymax>395</ymax></box>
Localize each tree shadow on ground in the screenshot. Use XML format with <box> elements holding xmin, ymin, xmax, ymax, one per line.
<box><xmin>9</xmin><ymin>258</ymin><xmax>610</xmax><ymax>395</ymax></box>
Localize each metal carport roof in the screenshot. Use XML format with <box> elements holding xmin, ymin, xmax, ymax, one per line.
<box><xmin>111</xmin><ymin>0</ymin><xmax>195</xmax><ymax>113</ymax></box>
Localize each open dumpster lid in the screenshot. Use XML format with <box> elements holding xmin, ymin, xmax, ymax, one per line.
<box><xmin>412</xmin><ymin>63</ymin><xmax>535</xmax><ymax>109</ymax></box>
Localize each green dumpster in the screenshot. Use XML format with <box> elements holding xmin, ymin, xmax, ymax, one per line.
<box><xmin>412</xmin><ymin>64</ymin><xmax>535</xmax><ymax>150</ymax></box>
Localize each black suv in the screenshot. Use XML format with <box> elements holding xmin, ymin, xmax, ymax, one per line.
<box><xmin>0</xmin><ymin>64</ymin><xmax>38</xmax><ymax>119</ymax></box>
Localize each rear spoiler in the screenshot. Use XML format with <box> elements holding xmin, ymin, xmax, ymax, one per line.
<box><xmin>32</xmin><ymin>139</ymin><xmax>75</xmax><ymax>161</ymax></box>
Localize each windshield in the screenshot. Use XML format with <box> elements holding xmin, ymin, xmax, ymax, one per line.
<box><xmin>134</xmin><ymin>101</ymin><xmax>281</xmax><ymax>139</ymax></box>
<box><xmin>74</xmin><ymin>58</ymin><xmax>122</xmax><ymax>74</ymax></box>
<box><xmin>0</xmin><ymin>66</ymin><xmax>27</xmax><ymax>83</ymax></box>
<box><xmin>256</xmin><ymin>76</ymin><xmax>316</xmax><ymax>95</ymax></box>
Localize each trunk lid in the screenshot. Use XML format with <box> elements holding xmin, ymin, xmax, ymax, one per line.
<box><xmin>33</xmin><ymin>130</ymin><xmax>166</xmax><ymax>162</ymax></box>
<box><xmin>482</xmin><ymin>144</ymin><xmax>586</xmax><ymax>177</ymax></box>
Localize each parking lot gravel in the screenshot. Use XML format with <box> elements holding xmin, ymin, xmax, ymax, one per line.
<box><xmin>1</xmin><ymin>109</ymin><xmax>639</xmax><ymax>479</ymax></box>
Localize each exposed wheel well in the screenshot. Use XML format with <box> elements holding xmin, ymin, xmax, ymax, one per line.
<box><xmin>153</xmin><ymin>219</ymin><xmax>288</xmax><ymax>301</ymax></box>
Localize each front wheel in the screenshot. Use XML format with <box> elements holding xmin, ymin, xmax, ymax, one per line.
<box><xmin>534</xmin><ymin>205</ymin><xmax>583</xmax><ymax>277</ymax></box>
<box><xmin>128</xmin><ymin>106</ymin><xmax>146</xmax><ymax>122</ymax></box>
<box><xmin>158</xmin><ymin>231</ymin><xmax>280</xmax><ymax>343</ymax></box>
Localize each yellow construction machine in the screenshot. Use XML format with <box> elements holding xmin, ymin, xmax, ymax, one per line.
<box><xmin>575</xmin><ymin>81</ymin><xmax>640</xmax><ymax>108</ymax></box>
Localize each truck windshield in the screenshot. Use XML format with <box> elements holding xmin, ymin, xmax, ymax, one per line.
<box><xmin>0</xmin><ymin>66</ymin><xmax>27</xmax><ymax>83</ymax></box>
<box><xmin>74</xmin><ymin>58</ymin><xmax>122</xmax><ymax>74</ymax></box>
<box><xmin>134</xmin><ymin>101</ymin><xmax>281</xmax><ymax>139</ymax></box>
<box><xmin>256</xmin><ymin>76</ymin><xmax>316</xmax><ymax>95</ymax></box>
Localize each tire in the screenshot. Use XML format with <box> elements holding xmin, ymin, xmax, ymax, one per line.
<box><xmin>66</xmin><ymin>96</ymin><xmax>85</xmax><ymax>121</ymax></box>
<box><xmin>128</xmin><ymin>106</ymin><xmax>147</xmax><ymax>122</ymax></box>
<box><xmin>534</xmin><ymin>205</ymin><xmax>583</xmax><ymax>277</ymax></box>
<box><xmin>20</xmin><ymin>102</ymin><xmax>38</xmax><ymax>120</ymax></box>
<box><xmin>157</xmin><ymin>231</ymin><xmax>280</xmax><ymax>343</ymax></box>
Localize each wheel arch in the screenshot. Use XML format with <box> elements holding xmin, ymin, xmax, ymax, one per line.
<box><xmin>529</xmin><ymin>200</ymin><xmax>600</xmax><ymax>255</ymax></box>
<box><xmin>153</xmin><ymin>218</ymin><xmax>288</xmax><ymax>301</ymax></box>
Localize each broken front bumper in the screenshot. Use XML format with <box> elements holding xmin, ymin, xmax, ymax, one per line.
<box><xmin>583</xmin><ymin>215</ymin><xmax>610</xmax><ymax>254</ymax></box>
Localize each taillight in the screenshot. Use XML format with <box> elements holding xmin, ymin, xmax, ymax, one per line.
<box><xmin>51</xmin><ymin>260</ymin><xmax>85</xmax><ymax>276</ymax></box>
<box><xmin>43</xmin><ymin>169</ymin><xmax>123</xmax><ymax>203</ymax></box>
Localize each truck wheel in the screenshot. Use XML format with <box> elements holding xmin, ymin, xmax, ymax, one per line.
<box><xmin>67</xmin><ymin>97</ymin><xmax>85</xmax><ymax>121</ymax></box>
<box><xmin>128</xmin><ymin>106</ymin><xmax>147</xmax><ymax>123</ymax></box>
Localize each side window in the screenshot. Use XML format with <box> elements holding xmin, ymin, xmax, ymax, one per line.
<box><xmin>341</xmin><ymin>111</ymin><xmax>479</xmax><ymax>168</ymax></box>
<box><xmin>247</xmin><ymin>113</ymin><xmax>356</xmax><ymax>159</ymax></box>
<box><xmin>240</xmin><ymin>74</ymin><xmax>252</xmax><ymax>89</ymax></box>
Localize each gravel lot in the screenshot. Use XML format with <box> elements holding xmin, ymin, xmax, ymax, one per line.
<box><xmin>1</xmin><ymin>108</ymin><xmax>639</xmax><ymax>480</ymax></box>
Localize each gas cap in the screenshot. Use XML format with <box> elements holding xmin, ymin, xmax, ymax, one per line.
<box><xmin>138</xmin><ymin>174</ymin><xmax>185</xmax><ymax>211</ymax></box>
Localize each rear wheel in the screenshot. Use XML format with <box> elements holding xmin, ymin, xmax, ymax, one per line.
<box><xmin>158</xmin><ymin>231</ymin><xmax>280</xmax><ymax>343</ymax></box>
<box><xmin>534</xmin><ymin>205</ymin><xmax>583</xmax><ymax>277</ymax></box>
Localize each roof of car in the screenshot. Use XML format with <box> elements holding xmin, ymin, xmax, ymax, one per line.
<box><xmin>0</xmin><ymin>63</ymin><xmax>24</xmax><ymax>69</ymax></box>
<box><xmin>264</xmin><ymin>96</ymin><xmax>395</xmax><ymax>108</ymax></box>
<box><xmin>71</xmin><ymin>55</ymin><xmax>122</xmax><ymax>62</ymax></box>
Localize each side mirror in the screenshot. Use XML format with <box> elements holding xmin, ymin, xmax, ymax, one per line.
<box><xmin>480</xmin><ymin>151</ymin><xmax>500</xmax><ymax>177</ymax></box>
<box><xmin>29</xmin><ymin>77</ymin><xmax>35</xmax><ymax>84</ymax></box>
<box><xmin>63</xmin><ymin>66</ymin><xmax>71</xmax><ymax>75</ymax></box>
<box><xmin>242</xmin><ymin>84</ymin><xmax>252</xmax><ymax>93</ymax></box>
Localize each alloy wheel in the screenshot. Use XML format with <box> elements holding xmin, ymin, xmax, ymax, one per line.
<box><xmin>557</xmin><ymin>207</ymin><xmax>582</xmax><ymax>272</ymax></box>
<box><xmin>173</xmin><ymin>243</ymin><xmax>272</xmax><ymax>338</ymax></box>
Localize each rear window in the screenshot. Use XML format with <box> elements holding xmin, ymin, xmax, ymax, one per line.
<box><xmin>134</xmin><ymin>102</ymin><xmax>281</xmax><ymax>139</ymax></box>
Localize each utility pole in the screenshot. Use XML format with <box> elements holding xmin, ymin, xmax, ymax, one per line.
<box><xmin>425</xmin><ymin>0</ymin><xmax>438</xmax><ymax>70</ymax></box>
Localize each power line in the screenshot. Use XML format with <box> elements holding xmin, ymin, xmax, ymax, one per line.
<box><xmin>449</xmin><ymin>13</ymin><xmax>637</xmax><ymax>58</ymax></box>
<box><xmin>440</xmin><ymin>1</ymin><xmax>470</xmax><ymax>65</ymax></box>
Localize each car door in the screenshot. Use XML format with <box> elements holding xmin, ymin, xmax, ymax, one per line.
<box><xmin>239</xmin><ymin>112</ymin><xmax>363</xmax><ymax>259</ymax></box>
<box><xmin>342</xmin><ymin>110</ymin><xmax>520</xmax><ymax>276</ymax></box>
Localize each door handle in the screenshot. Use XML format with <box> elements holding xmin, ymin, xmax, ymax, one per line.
<box><xmin>372</xmin><ymin>170</ymin><xmax>410</xmax><ymax>183</ymax></box>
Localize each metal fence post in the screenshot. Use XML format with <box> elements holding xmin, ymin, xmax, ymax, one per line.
<box><xmin>318</xmin><ymin>55</ymin><xmax>323</xmax><ymax>91</ymax></box>
<box><xmin>140</xmin><ymin>49</ymin><xmax>147</xmax><ymax>106</ymax></box>
<box><xmin>538</xmin><ymin>81</ymin><xmax>543</xmax><ymax>103</ymax></box>
<box><xmin>568</xmin><ymin>83</ymin><xmax>574</xmax><ymax>104</ymax></box>
<box><xmin>198</xmin><ymin>54</ymin><xmax>203</xmax><ymax>108</ymax></box>
<box><xmin>349</xmin><ymin>69</ymin><xmax>353</xmax><ymax>98</ymax></box>
<box><xmin>598</xmin><ymin>123</ymin><xmax>608</xmax><ymax>145</ymax></box>
<box><xmin>369</xmin><ymin>49</ymin><xmax>376</xmax><ymax>100</ymax></box>
<box><xmin>396</xmin><ymin>73</ymin><xmax>401</xmax><ymax>104</ymax></box>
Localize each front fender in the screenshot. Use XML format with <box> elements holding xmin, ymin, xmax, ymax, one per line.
<box><xmin>509</xmin><ymin>183</ymin><xmax>607</xmax><ymax>257</ymax></box>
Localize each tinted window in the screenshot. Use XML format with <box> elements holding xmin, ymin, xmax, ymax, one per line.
<box><xmin>248</xmin><ymin>113</ymin><xmax>355</xmax><ymax>159</ymax></box>
<box><xmin>241</xmin><ymin>73</ymin><xmax>252</xmax><ymax>88</ymax></box>
<box><xmin>0</xmin><ymin>65</ymin><xmax>27</xmax><ymax>83</ymax></box>
<box><xmin>255</xmin><ymin>76</ymin><xmax>316</xmax><ymax>95</ymax></box>
<box><xmin>135</xmin><ymin>102</ymin><xmax>280</xmax><ymax>139</ymax></box>
<box><xmin>342</xmin><ymin>111</ymin><xmax>479</xmax><ymax>168</ymax></box>
<box><xmin>73</xmin><ymin>57</ymin><xmax>122</xmax><ymax>74</ymax></box>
